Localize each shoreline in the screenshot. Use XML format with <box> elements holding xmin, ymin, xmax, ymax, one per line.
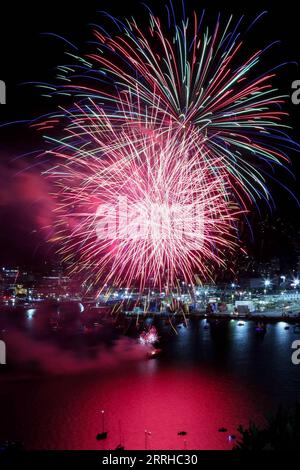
<box><xmin>123</xmin><ymin>311</ymin><xmax>300</xmax><ymax>323</ymax></box>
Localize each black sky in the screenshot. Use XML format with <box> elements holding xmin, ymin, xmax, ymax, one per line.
<box><xmin>0</xmin><ymin>0</ymin><xmax>300</xmax><ymax>270</ymax></box>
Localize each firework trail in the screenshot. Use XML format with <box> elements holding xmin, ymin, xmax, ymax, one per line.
<box><xmin>41</xmin><ymin>7</ymin><xmax>295</xmax><ymax>206</ymax></box>
<box><xmin>46</xmin><ymin>102</ymin><xmax>242</xmax><ymax>291</ymax></box>
<box><xmin>33</xmin><ymin>4</ymin><xmax>297</xmax><ymax>292</ymax></box>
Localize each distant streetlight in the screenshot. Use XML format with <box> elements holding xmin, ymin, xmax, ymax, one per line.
<box><xmin>264</xmin><ymin>279</ymin><xmax>271</xmax><ymax>295</ymax></box>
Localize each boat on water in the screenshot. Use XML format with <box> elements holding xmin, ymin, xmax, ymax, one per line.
<box><xmin>147</xmin><ymin>348</ymin><xmax>162</xmax><ymax>359</ymax></box>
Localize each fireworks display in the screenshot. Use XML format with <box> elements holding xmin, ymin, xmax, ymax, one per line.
<box><xmin>36</xmin><ymin>4</ymin><xmax>295</xmax><ymax>293</ymax></box>
<box><xmin>139</xmin><ymin>326</ymin><xmax>159</xmax><ymax>345</ymax></box>
<box><xmin>47</xmin><ymin>103</ymin><xmax>241</xmax><ymax>291</ymax></box>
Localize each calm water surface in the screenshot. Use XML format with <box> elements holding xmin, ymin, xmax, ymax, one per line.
<box><xmin>0</xmin><ymin>311</ymin><xmax>300</xmax><ymax>450</ymax></box>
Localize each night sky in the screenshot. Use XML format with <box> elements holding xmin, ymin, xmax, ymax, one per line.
<box><xmin>0</xmin><ymin>0</ymin><xmax>300</xmax><ymax>270</ymax></box>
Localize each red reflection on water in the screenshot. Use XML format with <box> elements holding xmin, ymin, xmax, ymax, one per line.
<box><xmin>1</xmin><ymin>365</ymin><xmax>264</xmax><ymax>450</ymax></box>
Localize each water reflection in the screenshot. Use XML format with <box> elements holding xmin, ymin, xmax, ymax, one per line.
<box><xmin>26</xmin><ymin>309</ymin><xmax>36</xmax><ymax>320</ymax></box>
<box><xmin>0</xmin><ymin>306</ymin><xmax>300</xmax><ymax>449</ymax></box>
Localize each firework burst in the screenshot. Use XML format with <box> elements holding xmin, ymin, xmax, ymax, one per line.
<box><xmin>33</xmin><ymin>5</ymin><xmax>296</xmax><ymax>292</ymax></box>
<box><xmin>46</xmin><ymin>102</ymin><xmax>241</xmax><ymax>291</ymax></box>
<box><xmin>43</xmin><ymin>8</ymin><xmax>294</xmax><ymax>206</ymax></box>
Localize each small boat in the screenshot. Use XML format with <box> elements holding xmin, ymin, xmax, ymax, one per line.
<box><xmin>115</xmin><ymin>444</ymin><xmax>125</xmax><ymax>450</ymax></box>
<box><xmin>148</xmin><ymin>348</ymin><xmax>162</xmax><ymax>359</ymax></box>
<box><xmin>218</xmin><ymin>427</ymin><xmax>227</xmax><ymax>433</ymax></box>
<box><xmin>96</xmin><ymin>431</ymin><xmax>108</xmax><ymax>440</ymax></box>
